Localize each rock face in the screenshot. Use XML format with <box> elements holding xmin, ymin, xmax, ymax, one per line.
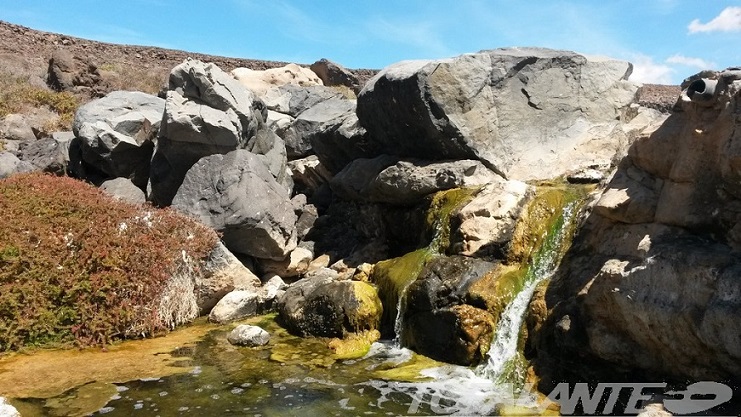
<box><xmin>72</xmin><ymin>90</ymin><xmax>164</xmax><ymax>188</ymax></box>
<box><xmin>277</xmin><ymin>274</ymin><xmax>382</xmax><ymax>338</ymax></box>
<box><xmin>149</xmin><ymin>58</ymin><xmax>270</xmax><ymax>205</ymax></box>
<box><xmin>357</xmin><ymin>48</ymin><xmax>638</xmax><ymax>180</ymax></box>
<box><xmin>310</xmin><ymin>58</ymin><xmax>361</xmax><ymax>93</ymax></box>
<box><xmin>450</xmin><ymin>179</ymin><xmax>533</xmax><ymax>258</ymax></box>
<box><xmin>530</xmin><ymin>69</ymin><xmax>741</xmax><ymax>381</ymax></box>
<box><xmin>18</xmin><ymin>134</ymin><xmax>73</xmax><ymax>175</ymax></box>
<box><xmin>330</xmin><ymin>155</ymin><xmax>500</xmax><ymax>206</ymax></box>
<box><xmin>171</xmin><ymin>149</ymin><xmax>297</xmax><ymax>261</ymax></box>
<box><xmin>402</xmin><ymin>255</ymin><xmax>497</xmax><ymax>365</ymax></box>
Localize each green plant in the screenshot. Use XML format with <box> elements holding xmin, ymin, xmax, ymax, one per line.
<box><xmin>0</xmin><ymin>173</ymin><xmax>218</xmax><ymax>350</ymax></box>
<box><xmin>0</xmin><ymin>72</ymin><xmax>79</xmax><ymax>131</ymax></box>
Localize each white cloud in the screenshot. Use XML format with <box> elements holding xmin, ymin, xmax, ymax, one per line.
<box><xmin>629</xmin><ymin>55</ymin><xmax>675</xmax><ymax>84</ymax></box>
<box><xmin>666</xmin><ymin>54</ymin><xmax>716</xmax><ymax>70</ymax></box>
<box><xmin>688</xmin><ymin>6</ymin><xmax>741</xmax><ymax>33</ymax></box>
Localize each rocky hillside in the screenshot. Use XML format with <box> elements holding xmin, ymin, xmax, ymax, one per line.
<box><xmin>0</xmin><ymin>20</ymin><xmax>378</xmax><ymax>92</ymax></box>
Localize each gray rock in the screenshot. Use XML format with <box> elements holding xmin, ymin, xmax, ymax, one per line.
<box><xmin>0</xmin><ymin>113</ymin><xmax>36</xmax><ymax>141</ymax></box>
<box><xmin>331</xmin><ymin>155</ymin><xmax>500</xmax><ymax>205</ymax></box>
<box><xmin>530</xmin><ymin>69</ymin><xmax>741</xmax><ymax>381</ymax></box>
<box><xmin>357</xmin><ymin>48</ymin><xmax>638</xmax><ymax>180</ymax></box>
<box><xmin>263</xmin><ymin>84</ymin><xmax>344</xmax><ymax>118</ymax></box>
<box><xmin>149</xmin><ymin>58</ymin><xmax>281</xmax><ymax>206</ymax></box>
<box><xmin>310</xmin><ymin>58</ymin><xmax>360</xmax><ymax>92</ymax></box>
<box><xmin>100</xmin><ymin>177</ymin><xmax>146</xmax><ymax>204</ymax></box>
<box><xmin>287</xmin><ymin>155</ymin><xmax>333</xmax><ymax>196</ymax></box>
<box><xmin>17</xmin><ymin>135</ymin><xmax>72</xmax><ymax>175</ymax></box>
<box><xmin>171</xmin><ymin>149</ymin><xmax>297</xmax><ymax>261</ymax></box>
<box><xmin>304</xmin><ymin>98</ymin><xmax>378</xmax><ymax>173</ymax></box>
<box><xmin>0</xmin><ymin>151</ymin><xmax>35</xmax><ymax>178</ymax></box>
<box><xmin>227</xmin><ymin>324</ymin><xmax>270</xmax><ymax>347</ymax></box>
<box><xmin>156</xmin><ymin>241</ymin><xmax>261</xmax><ymax>330</ymax></box>
<box><xmin>209</xmin><ymin>290</ymin><xmax>261</xmax><ymax>323</ymax></box>
<box><xmin>72</xmin><ymin>90</ymin><xmax>164</xmax><ymax>188</ymax></box>
<box><xmin>258</xmin><ymin>246</ymin><xmax>314</xmax><ymax>278</ymax></box>
<box><xmin>197</xmin><ymin>242</ymin><xmax>262</xmax><ymax>315</ymax></box>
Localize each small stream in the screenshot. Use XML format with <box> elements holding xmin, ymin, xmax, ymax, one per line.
<box><xmin>3</xmin><ymin>187</ymin><xmax>584</xmax><ymax>416</ymax></box>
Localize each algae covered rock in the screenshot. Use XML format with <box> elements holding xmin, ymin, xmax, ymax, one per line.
<box><xmin>277</xmin><ymin>275</ymin><xmax>382</xmax><ymax>338</ymax></box>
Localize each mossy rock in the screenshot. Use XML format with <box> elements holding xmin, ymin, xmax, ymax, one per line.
<box><xmin>277</xmin><ymin>277</ymin><xmax>383</xmax><ymax>338</ymax></box>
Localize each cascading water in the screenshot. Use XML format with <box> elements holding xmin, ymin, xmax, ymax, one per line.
<box><xmin>478</xmin><ymin>200</ymin><xmax>581</xmax><ymax>382</ymax></box>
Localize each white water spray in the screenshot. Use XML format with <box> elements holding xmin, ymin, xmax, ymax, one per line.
<box><xmin>478</xmin><ymin>201</ymin><xmax>580</xmax><ymax>381</ymax></box>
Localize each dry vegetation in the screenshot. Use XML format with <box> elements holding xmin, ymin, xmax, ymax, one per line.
<box><xmin>0</xmin><ymin>71</ymin><xmax>79</xmax><ymax>131</ymax></box>
<box><xmin>0</xmin><ymin>173</ymin><xmax>218</xmax><ymax>350</ymax></box>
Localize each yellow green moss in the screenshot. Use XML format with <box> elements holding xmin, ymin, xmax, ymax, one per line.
<box><xmin>328</xmin><ymin>329</ymin><xmax>381</xmax><ymax>359</ymax></box>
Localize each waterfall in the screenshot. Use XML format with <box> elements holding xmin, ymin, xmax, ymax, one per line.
<box><xmin>478</xmin><ymin>200</ymin><xmax>581</xmax><ymax>382</ymax></box>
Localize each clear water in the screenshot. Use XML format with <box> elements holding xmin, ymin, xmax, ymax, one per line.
<box><xmin>12</xmin><ymin>331</ymin><xmax>543</xmax><ymax>417</ymax></box>
<box><xmin>478</xmin><ymin>201</ymin><xmax>580</xmax><ymax>382</ymax></box>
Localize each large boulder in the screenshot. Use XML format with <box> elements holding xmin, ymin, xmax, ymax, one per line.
<box><xmin>330</xmin><ymin>155</ymin><xmax>500</xmax><ymax>205</ymax></box>
<box><xmin>72</xmin><ymin>90</ymin><xmax>164</xmax><ymax>188</ymax></box>
<box><xmin>277</xmin><ymin>273</ymin><xmax>383</xmax><ymax>338</ymax></box>
<box><xmin>262</xmin><ymin>85</ymin><xmax>348</xmax><ymax>159</ymax></box>
<box><xmin>171</xmin><ymin>149</ymin><xmax>297</xmax><ymax>261</ymax></box>
<box><xmin>401</xmin><ymin>255</ymin><xmax>498</xmax><ymax>365</ymax></box>
<box><xmin>529</xmin><ymin>69</ymin><xmax>741</xmax><ymax>381</ymax></box>
<box><xmin>148</xmin><ymin>58</ymin><xmax>276</xmax><ymax>205</ymax></box>
<box><xmin>305</xmin><ymin>98</ymin><xmax>378</xmax><ymax>173</ymax></box>
<box><xmin>310</xmin><ymin>58</ymin><xmax>361</xmax><ymax>93</ymax></box>
<box><xmin>357</xmin><ymin>48</ymin><xmax>639</xmax><ymax>180</ymax></box>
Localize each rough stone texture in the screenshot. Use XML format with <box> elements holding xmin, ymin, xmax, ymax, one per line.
<box><xmin>331</xmin><ymin>155</ymin><xmax>500</xmax><ymax>205</ymax></box>
<box><xmin>258</xmin><ymin>246</ymin><xmax>313</xmax><ymax>278</ymax></box>
<box><xmin>227</xmin><ymin>324</ymin><xmax>270</xmax><ymax>347</ymax></box>
<box><xmin>17</xmin><ymin>135</ymin><xmax>72</xmax><ymax>175</ymax></box>
<box><xmin>310</xmin><ymin>58</ymin><xmax>361</xmax><ymax>93</ymax></box>
<box><xmin>0</xmin><ymin>151</ymin><xmax>35</xmax><ymax>178</ymax></box>
<box><xmin>171</xmin><ymin>150</ymin><xmax>297</xmax><ymax>261</ymax></box>
<box><xmin>99</xmin><ymin>177</ymin><xmax>146</xmax><ymax>204</ymax></box>
<box><xmin>197</xmin><ymin>241</ymin><xmax>262</xmax><ymax>314</ymax></box>
<box><xmin>530</xmin><ymin>69</ymin><xmax>741</xmax><ymax>382</ymax></box>
<box><xmin>357</xmin><ymin>48</ymin><xmax>639</xmax><ymax>180</ymax></box>
<box><xmin>288</xmin><ymin>155</ymin><xmax>332</xmax><ymax>196</ymax></box>
<box><xmin>402</xmin><ymin>255</ymin><xmax>498</xmax><ymax>365</ymax></box>
<box><xmin>47</xmin><ymin>48</ymin><xmax>106</xmax><ymax>96</ymax></box>
<box><xmin>304</xmin><ymin>98</ymin><xmax>378</xmax><ymax>173</ymax></box>
<box><xmin>450</xmin><ymin>179</ymin><xmax>533</xmax><ymax>258</ymax></box>
<box><xmin>231</xmin><ymin>63</ymin><xmax>323</xmax><ymax>97</ymax></box>
<box><xmin>149</xmin><ymin>58</ymin><xmax>270</xmax><ymax>206</ymax></box>
<box><xmin>209</xmin><ymin>290</ymin><xmax>261</xmax><ymax>323</ymax></box>
<box><xmin>0</xmin><ymin>113</ymin><xmax>36</xmax><ymax>141</ymax></box>
<box><xmin>277</xmin><ymin>275</ymin><xmax>382</xmax><ymax>338</ymax></box>
<box><xmin>72</xmin><ymin>90</ymin><xmax>164</xmax><ymax>188</ymax></box>
<box><xmin>263</xmin><ymin>84</ymin><xmax>344</xmax><ymax>118</ymax></box>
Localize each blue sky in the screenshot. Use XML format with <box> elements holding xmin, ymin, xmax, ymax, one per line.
<box><xmin>1</xmin><ymin>0</ymin><xmax>740</xmax><ymax>84</ymax></box>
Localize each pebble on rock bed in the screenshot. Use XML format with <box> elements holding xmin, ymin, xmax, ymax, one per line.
<box><xmin>227</xmin><ymin>324</ymin><xmax>270</xmax><ymax>347</ymax></box>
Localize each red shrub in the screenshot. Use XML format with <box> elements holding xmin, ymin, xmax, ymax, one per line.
<box><xmin>0</xmin><ymin>173</ymin><xmax>218</xmax><ymax>350</ymax></box>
